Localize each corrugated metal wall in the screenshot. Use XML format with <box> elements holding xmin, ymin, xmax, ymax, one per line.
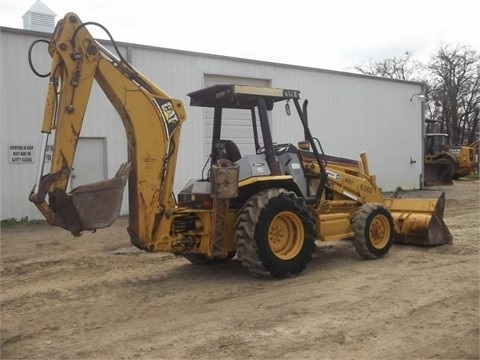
<box><xmin>0</xmin><ymin>27</ymin><xmax>424</xmax><ymax>220</ymax></box>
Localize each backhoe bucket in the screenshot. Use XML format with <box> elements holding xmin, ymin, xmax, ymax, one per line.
<box><xmin>69</xmin><ymin>163</ymin><xmax>131</xmax><ymax>231</ymax></box>
<box><xmin>34</xmin><ymin>163</ymin><xmax>132</xmax><ymax>235</ymax></box>
<box><xmin>424</xmin><ymin>162</ymin><xmax>454</xmax><ymax>186</ymax></box>
<box><xmin>384</xmin><ymin>192</ymin><xmax>453</xmax><ymax>246</ymax></box>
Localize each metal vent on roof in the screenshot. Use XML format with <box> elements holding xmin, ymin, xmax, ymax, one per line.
<box><xmin>22</xmin><ymin>0</ymin><xmax>56</xmax><ymax>33</ymax></box>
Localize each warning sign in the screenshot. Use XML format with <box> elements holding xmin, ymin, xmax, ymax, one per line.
<box><xmin>8</xmin><ymin>145</ymin><xmax>34</xmax><ymax>164</ymax></box>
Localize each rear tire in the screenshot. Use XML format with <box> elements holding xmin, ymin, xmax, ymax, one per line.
<box><xmin>352</xmin><ymin>203</ymin><xmax>394</xmax><ymax>259</ymax></box>
<box><xmin>234</xmin><ymin>188</ymin><xmax>316</xmax><ymax>278</ymax></box>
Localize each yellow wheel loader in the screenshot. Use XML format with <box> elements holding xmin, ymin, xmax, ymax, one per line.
<box><xmin>424</xmin><ymin>133</ymin><xmax>479</xmax><ymax>186</ymax></box>
<box><xmin>29</xmin><ymin>13</ymin><xmax>452</xmax><ymax>278</ymax></box>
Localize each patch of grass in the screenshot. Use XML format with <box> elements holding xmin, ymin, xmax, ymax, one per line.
<box><xmin>0</xmin><ymin>217</ymin><xmax>45</xmax><ymax>229</ymax></box>
<box><xmin>464</xmin><ymin>173</ymin><xmax>479</xmax><ymax>180</ymax></box>
<box><xmin>1</xmin><ymin>217</ymin><xmax>28</xmax><ymax>229</ymax></box>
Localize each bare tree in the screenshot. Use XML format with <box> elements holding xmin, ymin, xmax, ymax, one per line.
<box><xmin>427</xmin><ymin>45</ymin><xmax>480</xmax><ymax>145</ymax></box>
<box><xmin>352</xmin><ymin>45</ymin><xmax>480</xmax><ymax>145</ymax></box>
<box><xmin>352</xmin><ymin>51</ymin><xmax>422</xmax><ymax>80</ymax></box>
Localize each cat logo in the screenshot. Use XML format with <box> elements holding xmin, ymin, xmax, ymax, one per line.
<box><xmin>160</xmin><ymin>102</ymin><xmax>179</xmax><ymax>125</ymax></box>
<box><xmin>153</xmin><ymin>97</ymin><xmax>181</xmax><ymax>137</ymax></box>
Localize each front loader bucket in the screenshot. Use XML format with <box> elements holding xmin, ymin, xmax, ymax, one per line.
<box><xmin>384</xmin><ymin>192</ymin><xmax>453</xmax><ymax>246</ymax></box>
<box><xmin>424</xmin><ymin>162</ymin><xmax>454</xmax><ymax>186</ymax></box>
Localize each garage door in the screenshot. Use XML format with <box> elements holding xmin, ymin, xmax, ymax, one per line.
<box><xmin>203</xmin><ymin>75</ymin><xmax>271</xmax><ymax>160</ymax></box>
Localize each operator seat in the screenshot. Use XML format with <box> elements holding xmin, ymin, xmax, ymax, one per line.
<box><xmin>213</xmin><ymin>139</ymin><xmax>242</xmax><ymax>163</ymax></box>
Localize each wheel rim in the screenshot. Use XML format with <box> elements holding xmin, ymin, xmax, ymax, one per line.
<box><xmin>268</xmin><ymin>211</ymin><xmax>304</xmax><ymax>260</ymax></box>
<box><xmin>369</xmin><ymin>214</ymin><xmax>391</xmax><ymax>249</ymax></box>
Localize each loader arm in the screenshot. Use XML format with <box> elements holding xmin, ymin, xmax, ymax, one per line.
<box><xmin>302</xmin><ymin>150</ymin><xmax>452</xmax><ymax>245</ymax></box>
<box><xmin>29</xmin><ymin>13</ymin><xmax>186</xmax><ymax>249</ymax></box>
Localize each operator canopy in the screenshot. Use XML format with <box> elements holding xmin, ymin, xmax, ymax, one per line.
<box><xmin>188</xmin><ymin>84</ymin><xmax>300</xmax><ymax>109</ymax></box>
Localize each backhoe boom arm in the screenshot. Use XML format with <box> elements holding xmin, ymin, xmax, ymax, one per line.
<box><xmin>29</xmin><ymin>13</ymin><xmax>186</xmax><ymax>248</ymax></box>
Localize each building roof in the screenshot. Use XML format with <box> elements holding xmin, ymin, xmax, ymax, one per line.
<box><xmin>0</xmin><ymin>25</ymin><xmax>424</xmax><ymax>87</ymax></box>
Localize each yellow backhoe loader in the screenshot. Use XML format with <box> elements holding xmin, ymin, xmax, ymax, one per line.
<box><xmin>29</xmin><ymin>13</ymin><xmax>452</xmax><ymax>278</ymax></box>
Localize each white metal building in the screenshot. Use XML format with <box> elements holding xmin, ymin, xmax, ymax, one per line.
<box><xmin>0</xmin><ymin>25</ymin><xmax>425</xmax><ymax>221</ymax></box>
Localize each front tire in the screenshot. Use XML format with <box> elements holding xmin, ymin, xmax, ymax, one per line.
<box><xmin>352</xmin><ymin>203</ymin><xmax>394</xmax><ymax>259</ymax></box>
<box><xmin>234</xmin><ymin>188</ymin><xmax>316</xmax><ymax>278</ymax></box>
<box><xmin>434</xmin><ymin>158</ymin><xmax>455</xmax><ymax>182</ymax></box>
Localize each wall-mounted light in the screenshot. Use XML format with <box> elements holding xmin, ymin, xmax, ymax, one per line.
<box><xmin>410</xmin><ymin>93</ymin><xmax>426</xmax><ymax>102</ymax></box>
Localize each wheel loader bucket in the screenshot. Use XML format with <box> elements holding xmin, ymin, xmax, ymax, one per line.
<box><xmin>424</xmin><ymin>162</ymin><xmax>454</xmax><ymax>186</ymax></box>
<box><xmin>384</xmin><ymin>192</ymin><xmax>453</xmax><ymax>246</ymax></box>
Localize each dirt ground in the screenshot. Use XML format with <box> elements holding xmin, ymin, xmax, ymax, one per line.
<box><xmin>1</xmin><ymin>180</ymin><xmax>479</xmax><ymax>360</ymax></box>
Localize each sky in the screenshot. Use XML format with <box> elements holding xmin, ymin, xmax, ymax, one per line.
<box><xmin>0</xmin><ymin>0</ymin><xmax>479</xmax><ymax>72</ymax></box>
